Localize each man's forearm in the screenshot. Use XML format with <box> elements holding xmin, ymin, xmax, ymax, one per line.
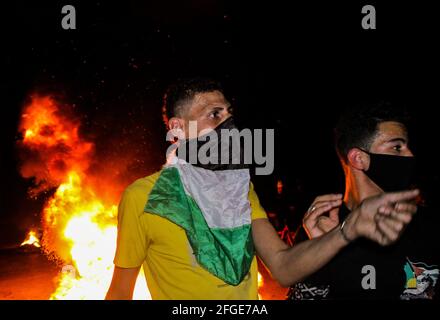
<box><xmin>105</xmin><ymin>266</ymin><xmax>140</xmax><ymax>300</ymax></box>
<box><xmin>275</xmin><ymin>226</ymin><xmax>348</xmax><ymax>287</ymax></box>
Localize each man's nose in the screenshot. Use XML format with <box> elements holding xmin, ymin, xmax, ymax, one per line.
<box><xmin>223</xmin><ymin>112</ymin><xmax>233</xmax><ymax>122</ymax></box>
<box><xmin>404</xmin><ymin>148</ymin><xmax>414</xmax><ymax>157</ymax></box>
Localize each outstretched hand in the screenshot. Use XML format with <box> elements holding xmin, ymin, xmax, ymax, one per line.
<box><xmin>343</xmin><ymin>189</ymin><xmax>419</xmax><ymax>246</ymax></box>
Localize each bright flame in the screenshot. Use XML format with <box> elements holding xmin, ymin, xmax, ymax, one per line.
<box><xmin>18</xmin><ymin>95</ymin><xmax>150</xmax><ymax>300</ymax></box>
<box><xmin>258</xmin><ymin>272</ymin><xmax>264</xmax><ymax>300</ymax></box>
<box><xmin>21</xmin><ymin>230</ymin><xmax>41</xmax><ymax>248</ymax></box>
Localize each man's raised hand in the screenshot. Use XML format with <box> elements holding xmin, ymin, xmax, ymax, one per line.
<box><xmin>303</xmin><ymin>194</ymin><xmax>342</xmax><ymax>239</ymax></box>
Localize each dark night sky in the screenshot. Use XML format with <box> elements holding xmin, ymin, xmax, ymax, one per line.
<box><xmin>1</xmin><ymin>1</ymin><xmax>439</xmax><ymax>246</ymax></box>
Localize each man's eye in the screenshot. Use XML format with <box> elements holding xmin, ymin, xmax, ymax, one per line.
<box><xmin>209</xmin><ymin>111</ymin><xmax>220</xmax><ymax>119</ymax></box>
<box><xmin>393</xmin><ymin>145</ymin><xmax>402</xmax><ymax>152</ymax></box>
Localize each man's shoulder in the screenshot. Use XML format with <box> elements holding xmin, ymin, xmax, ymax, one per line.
<box><xmin>403</xmin><ymin>205</ymin><xmax>440</xmax><ymax>245</ymax></box>
<box><xmin>405</xmin><ymin>205</ymin><xmax>439</xmax><ymax>232</ymax></box>
<box><xmin>123</xmin><ymin>170</ymin><xmax>162</xmax><ymax>201</ymax></box>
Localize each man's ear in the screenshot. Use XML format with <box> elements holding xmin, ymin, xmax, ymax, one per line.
<box><xmin>347</xmin><ymin>148</ymin><xmax>370</xmax><ymax>171</ymax></box>
<box><xmin>168</xmin><ymin>117</ymin><xmax>184</xmax><ymax>131</ymax></box>
<box><xmin>167</xmin><ymin>117</ymin><xmax>185</xmax><ymax>141</ymax></box>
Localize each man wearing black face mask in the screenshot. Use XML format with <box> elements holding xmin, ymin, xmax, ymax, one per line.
<box><xmin>176</xmin><ymin>116</ymin><xmax>251</xmax><ymax>171</ymax></box>
<box><xmin>289</xmin><ymin>102</ymin><xmax>440</xmax><ymax>300</ymax></box>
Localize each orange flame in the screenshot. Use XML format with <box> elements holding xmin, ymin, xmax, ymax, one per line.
<box><xmin>18</xmin><ymin>95</ymin><xmax>150</xmax><ymax>300</ymax></box>
<box><xmin>20</xmin><ymin>230</ymin><xmax>41</xmax><ymax>248</ymax></box>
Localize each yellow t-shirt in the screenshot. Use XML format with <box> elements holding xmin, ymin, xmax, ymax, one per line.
<box><xmin>114</xmin><ymin>170</ymin><xmax>267</xmax><ymax>300</ymax></box>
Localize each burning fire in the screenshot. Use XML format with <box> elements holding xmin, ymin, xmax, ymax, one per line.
<box><xmin>20</xmin><ymin>230</ymin><xmax>41</xmax><ymax>248</ymax></box>
<box><xmin>18</xmin><ymin>95</ymin><xmax>150</xmax><ymax>299</ymax></box>
<box><xmin>258</xmin><ymin>272</ymin><xmax>264</xmax><ymax>300</ymax></box>
<box><xmin>258</xmin><ymin>272</ymin><xmax>264</xmax><ymax>288</ymax></box>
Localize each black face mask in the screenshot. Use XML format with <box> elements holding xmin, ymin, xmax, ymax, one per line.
<box><xmin>361</xmin><ymin>149</ymin><xmax>416</xmax><ymax>192</ymax></box>
<box><xmin>177</xmin><ymin>116</ymin><xmax>250</xmax><ymax>171</ymax></box>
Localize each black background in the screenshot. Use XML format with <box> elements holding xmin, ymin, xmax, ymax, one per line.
<box><xmin>1</xmin><ymin>1</ymin><xmax>439</xmax><ymax>247</ymax></box>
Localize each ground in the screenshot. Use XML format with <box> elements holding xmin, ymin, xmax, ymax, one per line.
<box><xmin>0</xmin><ymin>248</ymin><xmax>59</xmax><ymax>300</ymax></box>
<box><xmin>0</xmin><ymin>247</ymin><xmax>287</xmax><ymax>300</ymax></box>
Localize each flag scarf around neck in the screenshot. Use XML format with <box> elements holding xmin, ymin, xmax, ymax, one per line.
<box><xmin>144</xmin><ymin>159</ymin><xmax>254</xmax><ymax>286</ymax></box>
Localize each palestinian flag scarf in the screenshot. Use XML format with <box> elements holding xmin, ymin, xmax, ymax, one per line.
<box><xmin>144</xmin><ymin>157</ymin><xmax>253</xmax><ymax>286</ymax></box>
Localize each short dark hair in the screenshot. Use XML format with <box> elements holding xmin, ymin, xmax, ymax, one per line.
<box><xmin>334</xmin><ymin>101</ymin><xmax>410</xmax><ymax>163</ymax></box>
<box><xmin>162</xmin><ymin>77</ymin><xmax>223</xmax><ymax>124</ymax></box>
